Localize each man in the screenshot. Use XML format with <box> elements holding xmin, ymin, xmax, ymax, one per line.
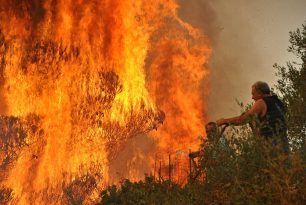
<box><xmin>205</xmin><ymin>122</ymin><xmax>229</xmax><ymax>149</ymax></box>
<box><xmin>216</xmin><ymin>81</ymin><xmax>288</xmax><ymax>151</ymax></box>
<box><xmin>189</xmin><ymin>122</ymin><xmax>230</xmax><ymax>180</ymax></box>
<box><xmin>189</xmin><ymin>122</ymin><xmax>228</xmax><ymax>158</ymax></box>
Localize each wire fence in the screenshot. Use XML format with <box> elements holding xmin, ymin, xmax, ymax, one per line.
<box><xmin>151</xmin><ymin>150</ymin><xmax>204</xmax><ymax>185</ymax></box>
<box><xmin>150</xmin><ymin>125</ymin><xmax>231</xmax><ymax>184</ymax></box>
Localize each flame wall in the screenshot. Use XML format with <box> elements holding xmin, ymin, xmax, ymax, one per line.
<box><xmin>0</xmin><ymin>0</ymin><xmax>210</xmax><ymax>203</ymax></box>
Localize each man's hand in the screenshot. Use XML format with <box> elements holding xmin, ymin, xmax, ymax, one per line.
<box><xmin>216</xmin><ymin>118</ymin><xmax>227</xmax><ymax>126</ymax></box>
<box><xmin>189</xmin><ymin>151</ymin><xmax>200</xmax><ymax>158</ymax></box>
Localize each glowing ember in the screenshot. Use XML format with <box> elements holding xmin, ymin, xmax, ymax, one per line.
<box><xmin>0</xmin><ymin>0</ymin><xmax>210</xmax><ymax>203</ymax></box>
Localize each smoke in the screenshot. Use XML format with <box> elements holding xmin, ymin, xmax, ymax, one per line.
<box><xmin>177</xmin><ymin>0</ymin><xmax>262</xmax><ymax>120</ymax></box>
<box><xmin>108</xmin><ymin>134</ymin><xmax>156</xmax><ymax>184</ymax></box>
<box><xmin>178</xmin><ymin>0</ymin><xmax>306</xmax><ymax>120</ymax></box>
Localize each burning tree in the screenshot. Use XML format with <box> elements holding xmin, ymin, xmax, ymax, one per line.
<box><xmin>0</xmin><ymin>0</ymin><xmax>210</xmax><ymax>204</ymax></box>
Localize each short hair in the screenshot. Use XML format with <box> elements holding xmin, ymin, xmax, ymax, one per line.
<box><xmin>252</xmin><ymin>81</ymin><xmax>270</xmax><ymax>95</ymax></box>
<box><xmin>206</xmin><ymin>122</ymin><xmax>217</xmax><ymax>127</ymax></box>
<box><xmin>205</xmin><ymin>122</ymin><xmax>217</xmax><ymax>131</ymax></box>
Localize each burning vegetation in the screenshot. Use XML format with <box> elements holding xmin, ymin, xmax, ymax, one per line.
<box><xmin>0</xmin><ymin>0</ymin><xmax>210</xmax><ymax>203</ymax></box>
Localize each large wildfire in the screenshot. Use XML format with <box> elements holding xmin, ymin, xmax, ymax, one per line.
<box><xmin>0</xmin><ymin>0</ymin><xmax>211</xmax><ymax>204</ymax></box>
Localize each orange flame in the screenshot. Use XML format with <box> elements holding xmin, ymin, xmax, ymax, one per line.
<box><xmin>0</xmin><ymin>0</ymin><xmax>210</xmax><ymax>203</ymax></box>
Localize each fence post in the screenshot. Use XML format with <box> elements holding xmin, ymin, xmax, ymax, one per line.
<box><xmin>159</xmin><ymin>160</ymin><xmax>162</xmax><ymax>181</ymax></box>
<box><xmin>168</xmin><ymin>154</ymin><xmax>171</xmax><ymax>182</ymax></box>
<box><xmin>154</xmin><ymin>156</ymin><xmax>156</xmax><ymax>180</ymax></box>
<box><xmin>189</xmin><ymin>149</ymin><xmax>192</xmax><ymax>182</ymax></box>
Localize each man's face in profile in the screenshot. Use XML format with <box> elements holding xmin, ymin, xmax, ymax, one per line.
<box><xmin>205</xmin><ymin>123</ymin><xmax>217</xmax><ymax>140</ymax></box>
<box><xmin>205</xmin><ymin>124</ymin><xmax>214</xmax><ymax>133</ymax></box>
<box><xmin>251</xmin><ymin>86</ymin><xmax>263</xmax><ymax>101</ymax></box>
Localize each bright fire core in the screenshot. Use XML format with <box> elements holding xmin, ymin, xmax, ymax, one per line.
<box><xmin>0</xmin><ymin>0</ymin><xmax>211</xmax><ymax>204</ymax></box>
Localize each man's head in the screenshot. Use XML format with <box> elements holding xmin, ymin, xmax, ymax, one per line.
<box><xmin>205</xmin><ymin>122</ymin><xmax>218</xmax><ymax>141</ymax></box>
<box><xmin>252</xmin><ymin>81</ymin><xmax>270</xmax><ymax>101</ymax></box>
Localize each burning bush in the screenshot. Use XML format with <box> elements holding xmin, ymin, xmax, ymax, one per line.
<box><xmin>0</xmin><ymin>116</ymin><xmax>27</xmax><ymax>169</ymax></box>
<box><xmin>0</xmin><ymin>114</ymin><xmax>43</xmax><ymax>175</ymax></box>
<box><xmin>0</xmin><ymin>186</ymin><xmax>13</xmax><ymax>205</ymax></box>
<box><xmin>63</xmin><ymin>174</ymin><xmax>98</xmax><ymax>205</ymax></box>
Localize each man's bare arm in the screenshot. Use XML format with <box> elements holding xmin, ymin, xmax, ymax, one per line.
<box><xmin>216</xmin><ymin>99</ymin><xmax>266</xmax><ymax>126</ymax></box>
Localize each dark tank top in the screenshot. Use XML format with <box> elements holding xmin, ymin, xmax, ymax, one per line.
<box><xmin>259</xmin><ymin>95</ymin><xmax>288</xmax><ymax>150</ymax></box>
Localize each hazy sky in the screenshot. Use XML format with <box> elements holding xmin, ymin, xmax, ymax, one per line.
<box><xmin>178</xmin><ymin>0</ymin><xmax>306</xmax><ymax>120</ymax></box>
